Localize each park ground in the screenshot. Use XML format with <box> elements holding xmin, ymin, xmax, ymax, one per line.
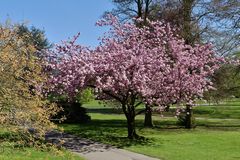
<box><xmin>62</xmin><ymin>99</ymin><xmax>240</xmax><ymax>160</ymax></box>
<box><xmin>0</xmin><ymin>128</ymin><xmax>84</xmax><ymax>160</ymax></box>
<box><xmin>1</xmin><ymin>99</ymin><xmax>240</xmax><ymax>160</ymax></box>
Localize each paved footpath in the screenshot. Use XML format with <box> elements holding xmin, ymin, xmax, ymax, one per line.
<box><xmin>45</xmin><ymin>131</ymin><xmax>159</xmax><ymax>160</ymax></box>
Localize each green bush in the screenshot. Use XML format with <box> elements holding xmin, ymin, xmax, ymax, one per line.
<box><xmin>53</xmin><ymin>102</ymin><xmax>91</xmax><ymax>123</ymax></box>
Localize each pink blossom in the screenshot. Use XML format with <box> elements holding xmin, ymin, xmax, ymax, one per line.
<box><xmin>46</xmin><ymin>15</ymin><xmax>222</xmax><ymax>111</ymax></box>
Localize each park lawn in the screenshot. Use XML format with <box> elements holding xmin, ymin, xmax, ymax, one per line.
<box><xmin>84</xmin><ymin>99</ymin><xmax>240</xmax><ymax>119</ymax></box>
<box><xmin>61</xmin><ymin>108</ymin><xmax>240</xmax><ymax>160</ymax></box>
<box><xmin>129</xmin><ymin>128</ymin><xmax>240</xmax><ymax>160</ymax></box>
<box><xmin>0</xmin><ymin>127</ymin><xmax>84</xmax><ymax>160</ymax></box>
<box><xmin>0</xmin><ymin>146</ymin><xmax>84</xmax><ymax>160</ymax></box>
<box><xmin>194</xmin><ymin>105</ymin><xmax>240</xmax><ymax>119</ymax></box>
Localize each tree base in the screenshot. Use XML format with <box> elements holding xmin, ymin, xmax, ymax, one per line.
<box><xmin>144</xmin><ymin>105</ymin><xmax>154</xmax><ymax>127</ymax></box>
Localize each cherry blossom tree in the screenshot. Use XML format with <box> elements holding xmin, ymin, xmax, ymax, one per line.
<box><xmin>47</xmin><ymin>15</ymin><xmax>220</xmax><ymax>139</ymax></box>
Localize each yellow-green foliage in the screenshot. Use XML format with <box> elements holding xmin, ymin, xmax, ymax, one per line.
<box><xmin>0</xmin><ymin>24</ymin><xmax>59</xmax><ymax>143</ymax></box>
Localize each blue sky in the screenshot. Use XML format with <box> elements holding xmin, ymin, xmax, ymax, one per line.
<box><xmin>0</xmin><ymin>0</ymin><xmax>114</xmax><ymax>47</ymax></box>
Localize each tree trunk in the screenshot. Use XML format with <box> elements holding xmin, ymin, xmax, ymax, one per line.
<box><xmin>124</xmin><ymin>104</ymin><xmax>139</xmax><ymax>139</ymax></box>
<box><xmin>182</xmin><ymin>0</ymin><xmax>194</xmax><ymax>44</ymax></box>
<box><xmin>185</xmin><ymin>104</ymin><xmax>195</xmax><ymax>129</ymax></box>
<box><xmin>126</xmin><ymin>115</ymin><xmax>138</xmax><ymax>139</ymax></box>
<box><xmin>137</xmin><ymin>0</ymin><xmax>143</xmax><ymax>18</ymax></box>
<box><xmin>144</xmin><ymin>104</ymin><xmax>153</xmax><ymax>127</ymax></box>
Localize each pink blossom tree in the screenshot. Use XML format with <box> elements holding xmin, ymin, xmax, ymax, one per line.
<box><xmin>47</xmin><ymin>15</ymin><xmax>220</xmax><ymax>139</ymax></box>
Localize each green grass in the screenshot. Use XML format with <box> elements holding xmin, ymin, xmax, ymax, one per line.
<box><xmin>128</xmin><ymin>129</ymin><xmax>240</xmax><ymax>160</ymax></box>
<box><xmin>60</xmin><ymin>100</ymin><xmax>240</xmax><ymax>160</ymax></box>
<box><xmin>85</xmin><ymin>99</ymin><xmax>240</xmax><ymax>119</ymax></box>
<box><xmin>194</xmin><ymin>105</ymin><xmax>240</xmax><ymax>119</ymax></box>
<box><xmin>0</xmin><ymin>145</ymin><xmax>84</xmax><ymax>160</ymax></box>
<box><xmin>0</xmin><ymin>127</ymin><xmax>84</xmax><ymax>160</ymax></box>
<box><xmin>62</xmin><ymin>113</ymin><xmax>240</xmax><ymax>160</ymax></box>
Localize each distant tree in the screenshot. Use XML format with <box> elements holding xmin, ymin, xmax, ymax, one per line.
<box><xmin>108</xmin><ymin>0</ymin><xmax>240</xmax><ymax>54</ymax></box>
<box><xmin>48</xmin><ymin>88</ymin><xmax>93</xmax><ymax>123</ymax></box>
<box><xmin>107</xmin><ymin>0</ymin><xmax>153</xmax><ymax>21</ymax></box>
<box><xmin>76</xmin><ymin>88</ymin><xmax>94</xmax><ymax>104</ymax></box>
<box><xmin>16</xmin><ymin>24</ymin><xmax>51</xmax><ymax>58</ymax></box>
<box><xmin>205</xmin><ymin>51</ymin><xmax>240</xmax><ymax>102</ymax></box>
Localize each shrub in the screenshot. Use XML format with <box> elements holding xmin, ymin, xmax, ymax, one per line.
<box><xmin>53</xmin><ymin>101</ymin><xmax>91</xmax><ymax>123</ymax></box>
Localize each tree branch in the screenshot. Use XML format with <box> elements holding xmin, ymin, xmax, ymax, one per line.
<box><xmin>134</xmin><ymin>101</ymin><xmax>142</xmax><ymax>108</ymax></box>
<box><xmin>136</xmin><ymin>108</ymin><xmax>146</xmax><ymax>115</ymax></box>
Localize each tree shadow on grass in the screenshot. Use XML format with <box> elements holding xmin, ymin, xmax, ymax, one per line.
<box><xmin>61</xmin><ymin>119</ymin><xmax>154</xmax><ymax>148</ymax></box>
<box><xmin>61</xmin><ymin>114</ymin><xmax>240</xmax><ymax>149</ymax></box>
<box><xmin>199</xmin><ymin>123</ymin><xmax>240</xmax><ymax>131</ymax></box>
<box><xmin>87</xmin><ymin>108</ymin><xmax>122</xmax><ymax>114</ymax></box>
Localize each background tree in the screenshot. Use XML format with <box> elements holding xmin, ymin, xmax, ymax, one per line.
<box><xmin>108</xmin><ymin>0</ymin><xmax>240</xmax><ymax>54</ymax></box>
<box><xmin>107</xmin><ymin>0</ymin><xmax>153</xmax><ymax>21</ymax></box>
<box><xmin>16</xmin><ymin>24</ymin><xmax>51</xmax><ymax>58</ymax></box>
<box><xmin>49</xmin><ymin>88</ymin><xmax>93</xmax><ymax>123</ymax></box>
<box><xmin>205</xmin><ymin>52</ymin><xmax>240</xmax><ymax>102</ymax></box>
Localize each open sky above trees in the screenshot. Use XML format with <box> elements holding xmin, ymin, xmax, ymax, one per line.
<box><xmin>0</xmin><ymin>0</ymin><xmax>114</xmax><ymax>47</ymax></box>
